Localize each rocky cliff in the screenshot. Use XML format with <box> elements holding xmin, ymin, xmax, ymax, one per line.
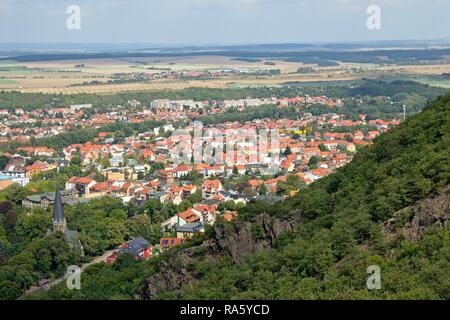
<box><xmin>140</xmin><ymin>186</ymin><xmax>450</xmax><ymax>300</ymax></box>
<box><xmin>139</xmin><ymin>212</ymin><xmax>303</xmax><ymax>299</ymax></box>
<box><xmin>382</xmin><ymin>186</ymin><xmax>450</xmax><ymax>240</ymax></box>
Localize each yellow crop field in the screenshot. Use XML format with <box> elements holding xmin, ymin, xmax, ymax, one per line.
<box><xmin>1</xmin><ymin>56</ymin><xmax>450</xmax><ymax>94</ymax></box>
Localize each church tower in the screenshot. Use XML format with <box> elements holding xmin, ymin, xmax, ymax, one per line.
<box><xmin>52</xmin><ymin>189</ymin><xmax>67</xmax><ymax>233</ymax></box>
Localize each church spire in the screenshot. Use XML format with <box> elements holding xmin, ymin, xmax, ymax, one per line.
<box><xmin>52</xmin><ymin>189</ymin><xmax>66</xmax><ymax>233</ymax></box>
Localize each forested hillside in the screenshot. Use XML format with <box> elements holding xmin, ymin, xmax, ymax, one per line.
<box><xmin>26</xmin><ymin>93</ymin><xmax>450</xmax><ymax>300</ymax></box>
<box><xmin>165</xmin><ymin>93</ymin><xmax>450</xmax><ymax>299</ymax></box>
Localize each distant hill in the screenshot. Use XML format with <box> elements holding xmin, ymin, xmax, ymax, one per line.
<box><xmin>3</xmin><ymin>45</ymin><xmax>450</xmax><ymax>65</ymax></box>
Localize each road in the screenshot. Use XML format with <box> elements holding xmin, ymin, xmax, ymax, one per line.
<box><xmin>46</xmin><ymin>249</ymin><xmax>115</xmax><ymax>290</ymax></box>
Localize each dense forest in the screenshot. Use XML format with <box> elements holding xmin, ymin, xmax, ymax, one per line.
<box><xmin>4</xmin><ymin>46</ymin><xmax>450</xmax><ymax>65</ymax></box>
<box><xmin>21</xmin><ymin>92</ymin><xmax>450</xmax><ymax>300</ymax></box>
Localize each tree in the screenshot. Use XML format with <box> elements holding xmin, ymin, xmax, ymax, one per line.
<box><xmin>15</xmin><ymin>208</ymin><xmax>51</xmax><ymax>242</ymax></box>
<box><xmin>286</xmin><ymin>174</ymin><xmax>303</xmax><ymax>190</ymax></box>
<box><xmin>126</xmin><ymin>201</ymin><xmax>143</xmax><ymax>217</ymax></box>
<box><xmin>35</xmin><ymin>248</ymin><xmax>52</xmax><ymax>275</ymax></box>
<box><xmin>186</xmin><ymin>191</ymin><xmax>202</xmax><ymax>204</ymax></box>
<box><xmin>276</xmin><ymin>181</ymin><xmax>289</xmax><ymax>195</ymax></box>
<box><xmin>177</xmin><ymin>200</ymin><xmax>192</xmax><ymax>212</ymax></box>
<box><xmin>2</xmin><ymin>185</ymin><xmax>30</xmax><ymax>205</ymax></box>
<box><xmin>70</xmin><ymin>155</ymin><xmax>82</xmax><ymax>166</ymax></box>
<box><xmin>142</xmin><ymin>198</ymin><xmax>162</xmax><ymax>222</ymax></box>
<box><xmin>149</xmin><ymin>162</ymin><xmax>164</xmax><ymax>174</ymax></box>
<box><xmin>0</xmin><ymin>201</ymin><xmax>18</xmax><ymax>242</ymax></box>
<box><xmin>308</xmin><ymin>156</ymin><xmax>321</xmax><ymax>169</ymax></box>
<box><xmin>126</xmin><ymin>215</ymin><xmax>162</xmax><ymax>245</ymax></box>
<box><xmin>0</xmin><ymin>241</ymin><xmax>6</xmax><ymax>265</ymax></box>
<box><xmin>0</xmin><ymin>155</ymin><xmax>9</xmax><ymax>170</ymax></box>
<box><xmin>109</xmin><ymin>209</ymin><xmax>127</xmax><ymax>221</ymax></box>
<box><xmin>259</xmin><ymin>183</ymin><xmax>268</xmax><ymax>195</ymax></box>
<box><xmin>0</xmin><ymin>280</ymin><xmax>22</xmax><ymax>300</ymax></box>
<box><xmin>242</xmin><ymin>187</ymin><xmax>258</xmax><ymax>197</ymax></box>
<box><xmin>283</xmin><ymin>146</ymin><xmax>292</xmax><ymax>156</ymax></box>
<box><xmin>99</xmin><ymin>157</ymin><xmax>111</xmax><ymax>168</ymax></box>
<box><xmin>184</xmin><ymin>171</ymin><xmax>203</xmax><ymax>185</ymax></box>
<box><xmin>218</xmin><ymin>200</ymin><xmax>238</xmax><ymax>213</ymax></box>
<box><xmin>318</xmin><ymin>143</ymin><xmax>328</xmax><ymax>152</ymax></box>
<box><xmin>160</xmin><ymin>203</ymin><xmax>178</xmax><ymax>221</ymax></box>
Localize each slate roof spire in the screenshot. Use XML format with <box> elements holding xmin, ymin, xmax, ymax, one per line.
<box><xmin>53</xmin><ymin>189</ymin><xmax>65</xmax><ymax>222</ymax></box>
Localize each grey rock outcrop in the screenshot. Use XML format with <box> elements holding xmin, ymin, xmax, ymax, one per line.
<box><xmin>139</xmin><ymin>212</ymin><xmax>303</xmax><ymax>299</ymax></box>
<box><xmin>382</xmin><ymin>186</ymin><xmax>450</xmax><ymax>240</ymax></box>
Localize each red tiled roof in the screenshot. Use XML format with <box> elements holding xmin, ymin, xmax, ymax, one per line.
<box><xmin>178</xmin><ymin>209</ymin><xmax>201</xmax><ymax>223</ymax></box>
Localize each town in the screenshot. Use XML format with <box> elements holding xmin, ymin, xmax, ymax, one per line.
<box><xmin>1</xmin><ymin>0</ymin><xmax>449</xmax><ymax>306</ymax></box>
<box><xmin>0</xmin><ymin>93</ymin><xmax>401</xmax><ymax>269</ymax></box>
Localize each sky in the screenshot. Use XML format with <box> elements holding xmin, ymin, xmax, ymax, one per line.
<box><xmin>0</xmin><ymin>0</ymin><xmax>449</xmax><ymax>45</ymax></box>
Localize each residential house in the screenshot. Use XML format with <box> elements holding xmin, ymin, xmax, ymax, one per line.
<box><xmin>25</xmin><ymin>161</ymin><xmax>51</xmax><ymax>177</ymax></box>
<box><xmin>177</xmin><ymin>208</ymin><xmax>202</xmax><ymax>227</ymax></box>
<box><xmin>176</xmin><ymin>222</ymin><xmax>205</xmax><ymax>239</ymax></box>
<box><xmin>159</xmin><ymin>238</ymin><xmax>185</xmax><ymax>253</ymax></box>
<box><xmin>65</xmin><ymin>177</ymin><xmax>97</xmax><ymax>197</ymax></box>
<box><xmin>106</xmin><ymin>237</ymin><xmax>152</xmax><ymax>264</ymax></box>
<box><xmin>0</xmin><ymin>170</ymin><xmax>29</xmax><ymax>186</ymax></box>
<box><xmin>22</xmin><ymin>190</ymin><xmax>78</xmax><ymax>209</ymax></box>
<box><xmin>201</xmin><ymin>180</ymin><xmax>223</xmax><ymax>199</ymax></box>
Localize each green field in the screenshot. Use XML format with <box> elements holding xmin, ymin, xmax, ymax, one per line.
<box><xmin>384</xmin><ymin>74</ymin><xmax>450</xmax><ymax>88</ymax></box>
<box><xmin>0</xmin><ymin>79</ymin><xmax>17</xmax><ymax>84</ymax></box>
<box><xmin>415</xmin><ymin>77</ymin><xmax>450</xmax><ymax>88</ymax></box>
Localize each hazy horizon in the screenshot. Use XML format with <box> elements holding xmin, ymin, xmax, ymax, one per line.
<box><xmin>0</xmin><ymin>0</ymin><xmax>449</xmax><ymax>45</ymax></box>
<box><xmin>1</xmin><ymin>39</ymin><xmax>450</xmax><ymax>54</ymax></box>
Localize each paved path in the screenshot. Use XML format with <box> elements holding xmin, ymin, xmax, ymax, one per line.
<box><xmin>46</xmin><ymin>249</ymin><xmax>115</xmax><ymax>290</ymax></box>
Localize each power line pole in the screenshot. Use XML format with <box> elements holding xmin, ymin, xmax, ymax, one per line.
<box><xmin>403</xmin><ymin>105</ymin><xmax>406</xmax><ymax>121</ymax></box>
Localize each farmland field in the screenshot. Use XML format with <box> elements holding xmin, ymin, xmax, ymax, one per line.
<box><xmin>1</xmin><ymin>55</ymin><xmax>450</xmax><ymax>94</ymax></box>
